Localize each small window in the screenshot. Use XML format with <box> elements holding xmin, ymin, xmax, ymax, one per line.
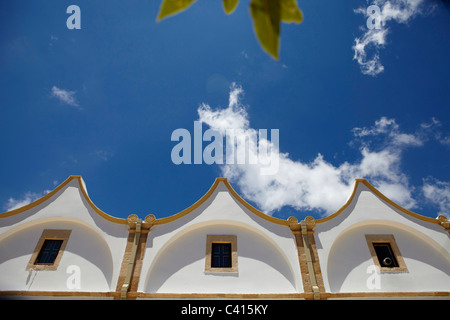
<box><xmin>35</xmin><ymin>239</ymin><xmax>64</xmax><ymax>265</ymax></box>
<box><xmin>365</xmin><ymin>234</ymin><xmax>408</xmax><ymax>273</ymax></box>
<box><xmin>372</xmin><ymin>243</ymin><xmax>399</xmax><ymax>268</ymax></box>
<box><xmin>211</xmin><ymin>243</ymin><xmax>232</xmax><ymax>268</ymax></box>
<box><xmin>27</xmin><ymin>229</ymin><xmax>71</xmax><ymax>271</ymax></box>
<box><xmin>205</xmin><ymin>235</ymin><xmax>238</xmax><ymax>273</ymax></box>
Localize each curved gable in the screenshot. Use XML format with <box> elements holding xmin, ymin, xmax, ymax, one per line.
<box><xmin>0</xmin><ymin>176</ymin><xmax>127</xmax><ymax>225</ymax></box>
<box><xmin>313</xmin><ymin>179</ymin><xmax>450</xmax><ymax>295</ymax></box>
<box><xmin>316</xmin><ymin>179</ymin><xmax>440</xmax><ymax>227</ymax></box>
<box><xmin>153</xmin><ymin>178</ymin><xmax>289</xmax><ymax>227</ymax></box>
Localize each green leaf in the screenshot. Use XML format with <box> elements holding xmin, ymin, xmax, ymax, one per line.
<box><xmin>223</xmin><ymin>0</ymin><xmax>239</xmax><ymax>15</ymax></box>
<box><xmin>281</xmin><ymin>0</ymin><xmax>303</xmax><ymax>23</ymax></box>
<box><xmin>157</xmin><ymin>0</ymin><xmax>197</xmax><ymax>22</ymax></box>
<box><xmin>250</xmin><ymin>0</ymin><xmax>281</xmax><ymax>60</ymax></box>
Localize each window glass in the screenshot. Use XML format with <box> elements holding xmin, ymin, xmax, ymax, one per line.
<box><xmin>373</xmin><ymin>243</ymin><xmax>399</xmax><ymax>268</ymax></box>
<box><xmin>211</xmin><ymin>243</ymin><xmax>232</xmax><ymax>268</ymax></box>
<box><xmin>35</xmin><ymin>239</ymin><xmax>63</xmax><ymax>265</ymax></box>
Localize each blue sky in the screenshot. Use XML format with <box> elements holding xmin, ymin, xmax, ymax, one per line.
<box><xmin>1</xmin><ymin>0</ymin><xmax>449</xmax><ymax>222</ymax></box>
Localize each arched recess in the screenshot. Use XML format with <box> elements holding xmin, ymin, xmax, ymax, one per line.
<box><xmin>144</xmin><ymin>220</ymin><xmax>299</xmax><ymax>294</ymax></box>
<box><xmin>0</xmin><ymin>217</ymin><xmax>115</xmax><ymax>292</ymax></box>
<box><xmin>326</xmin><ymin>220</ymin><xmax>450</xmax><ymax>293</ymax></box>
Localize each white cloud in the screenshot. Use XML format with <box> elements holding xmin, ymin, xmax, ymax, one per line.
<box><xmin>353</xmin><ymin>0</ymin><xmax>429</xmax><ymax>76</ymax></box>
<box><xmin>49</xmin><ymin>35</ymin><xmax>58</xmax><ymax>46</ymax></box>
<box><xmin>422</xmin><ymin>177</ymin><xmax>450</xmax><ymax>219</ymax></box>
<box><xmin>198</xmin><ymin>83</ymin><xmax>249</xmax><ymax>132</ymax></box>
<box><xmin>352</xmin><ymin>116</ymin><xmax>424</xmax><ymax>147</ymax></box>
<box><xmin>94</xmin><ymin>149</ymin><xmax>112</xmax><ymax>161</ymax></box>
<box><xmin>197</xmin><ymin>84</ymin><xmax>429</xmax><ymax>216</ymax></box>
<box><xmin>3</xmin><ymin>190</ymin><xmax>50</xmax><ymax>212</ymax></box>
<box><xmin>51</xmin><ymin>86</ymin><xmax>80</xmax><ymax>108</ymax></box>
<box><xmin>352</xmin><ymin>29</ymin><xmax>387</xmax><ymax>76</ymax></box>
<box><xmin>438</xmin><ymin>135</ymin><xmax>450</xmax><ymax>146</ymax></box>
<box><xmin>419</xmin><ymin>117</ymin><xmax>450</xmax><ymax>147</ymax></box>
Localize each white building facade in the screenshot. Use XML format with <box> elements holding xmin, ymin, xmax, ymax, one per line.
<box><xmin>0</xmin><ymin>176</ymin><xmax>449</xmax><ymax>299</ymax></box>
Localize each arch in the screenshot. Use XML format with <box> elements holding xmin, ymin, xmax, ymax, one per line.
<box><xmin>326</xmin><ymin>220</ymin><xmax>450</xmax><ymax>293</ymax></box>
<box><xmin>0</xmin><ymin>217</ymin><xmax>115</xmax><ymax>291</ymax></box>
<box><xmin>144</xmin><ymin>220</ymin><xmax>299</xmax><ymax>294</ymax></box>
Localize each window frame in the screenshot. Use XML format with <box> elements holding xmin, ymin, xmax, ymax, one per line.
<box><xmin>365</xmin><ymin>234</ymin><xmax>408</xmax><ymax>273</ymax></box>
<box><xmin>205</xmin><ymin>235</ymin><xmax>238</xmax><ymax>273</ymax></box>
<box><xmin>27</xmin><ymin>229</ymin><xmax>71</xmax><ymax>271</ymax></box>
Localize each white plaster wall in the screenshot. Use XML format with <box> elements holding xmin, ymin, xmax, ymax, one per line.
<box><xmin>139</xmin><ymin>182</ymin><xmax>303</xmax><ymax>294</ymax></box>
<box><xmin>315</xmin><ymin>183</ymin><xmax>450</xmax><ymax>293</ymax></box>
<box><xmin>0</xmin><ymin>178</ymin><xmax>129</xmax><ymax>292</ymax></box>
<box><xmin>0</xmin><ymin>220</ymin><xmax>116</xmax><ymax>292</ymax></box>
<box><xmin>326</xmin><ymin>223</ymin><xmax>450</xmax><ymax>293</ymax></box>
<box><xmin>144</xmin><ymin>223</ymin><xmax>298</xmax><ymax>293</ymax></box>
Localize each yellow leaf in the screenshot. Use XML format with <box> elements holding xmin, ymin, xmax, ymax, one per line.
<box><xmin>281</xmin><ymin>0</ymin><xmax>303</xmax><ymax>23</ymax></box>
<box><xmin>223</xmin><ymin>0</ymin><xmax>239</xmax><ymax>15</ymax></box>
<box><xmin>250</xmin><ymin>0</ymin><xmax>281</xmax><ymax>60</ymax></box>
<box><xmin>157</xmin><ymin>0</ymin><xmax>197</xmax><ymax>22</ymax></box>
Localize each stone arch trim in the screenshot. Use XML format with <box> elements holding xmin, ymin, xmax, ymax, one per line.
<box><xmin>143</xmin><ymin>220</ymin><xmax>300</xmax><ymax>294</ymax></box>
<box><xmin>0</xmin><ymin>217</ymin><xmax>116</xmax><ymax>289</ymax></box>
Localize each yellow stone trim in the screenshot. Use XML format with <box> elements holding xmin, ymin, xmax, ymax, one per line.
<box><xmin>1</xmin><ymin>290</ymin><xmax>448</xmax><ymax>299</ymax></box>
<box><xmin>2</xmin><ymin>177</ymin><xmax>440</xmax><ymax>227</ymax></box>
<box><xmin>154</xmin><ymin>178</ymin><xmax>289</xmax><ymax>226</ymax></box>
<box><xmin>223</xmin><ymin>178</ymin><xmax>289</xmax><ymax>226</ymax></box>
<box><xmin>300</xmin><ymin>221</ymin><xmax>320</xmax><ymax>299</ymax></box>
<box><xmin>322</xmin><ymin>291</ymin><xmax>450</xmax><ymax>299</ymax></box>
<box><xmin>76</xmin><ymin>176</ymin><xmax>127</xmax><ymax>224</ymax></box>
<box><xmin>120</xmin><ymin>218</ymin><xmax>142</xmax><ymax>299</ymax></box>
<box><xmin>316</xmin><ymin>179</ymin><xmax>440</xmax><ymax>226</ymax></box>
<box><xmin>0</xmin><ymin>290</ymin><xmax>117</xmax><ymax>298</ymax></box>
<box><xmin>0</xmin><ymin>176</ymin><xmax>127</xmax><ymax>225</ymax></box>
<box><xmin>131</xmin><ymin>292</ymin><xmax>308</xmax><ymax>299</ymax></box>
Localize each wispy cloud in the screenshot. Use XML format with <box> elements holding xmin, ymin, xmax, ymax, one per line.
<box><xmin>353</xmin><ymin>0</ymin><xmax>431</xmax><ymax>76</ymax></box>
<box><xmin>197</xmin><ymin>84</ymin><xmax>449</xmax><ymax>217</ymax></box>
<box><xmin>421</xmin><ymin>117</ymin><xmax>450</xmax><ymax>147</ymax></box>
<box><xmin>3</xmin><ymin>190</ymin><xmax>50</xmax><ymax>212</ymax></box>
<box><xmin>49</xmin><ymin>35</ymin><xmax>58</xmax><ymax>47</ymax></box>
<box><xmin>51</xmin><ymin>86</ymin><xmax>80</xmax><ymax>108</ymax></box>
<box><xmin>422</xmin><ymin>177</ymin><xmax>450</xmax><ymax>219</ymax></box>
<box><xmin>94</xmin><ymin>149</ymin><xmax>112</xmax><ymax>161</ymax></box>
<box><xmin>352</xmin><ymin>116</ymin><xmax>425</xmax><ymax>147</ymax></box>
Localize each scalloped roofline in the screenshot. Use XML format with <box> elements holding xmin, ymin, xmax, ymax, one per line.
<box><xmin>0</xmin><ymin>176</ymin><xmax>127</xmax><ymax>225</ymax></box>
<box><xmin>1</xmin><ymin>176</ymin><xmax>443</xmax><ymax>229</ymax></box>
<box><xmin>315</xmin><ymin>179</ymin><xmax>440</xmax><ymax>225</ymax></box>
